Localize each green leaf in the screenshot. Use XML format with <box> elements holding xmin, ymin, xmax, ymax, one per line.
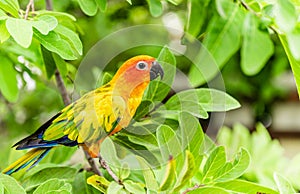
<box><xmin>22</xmin><ymin>164</ymin><xmax>59</xmax><ymax>179</ymax></box>
<box><xmin>167</xmin><ymin>0</ymin><xmax>183</xmax><ymax>5</ymax></box>
<box><xmin>241</xmin><ymin>13</ymin><xmax>274</xmax><ymax>75</ymax></box>
<box><xmin>215</xmin><ymin>148</ymin><xmax>250</xmax><ymax>182</ymax></box>
<box><xmin>279</xmin><ymin>34</ymin><xmax>300</xmax><ymax>98</ymax></box>
<box><xmin>217</xmin><ymin>124</ymin><xmax>250</xmax><ymax>158</ymax></box>
<box><xmin>48</xmin><ymin>146</ymin><xmax>76</xmax><ymax>164</ymax></box>
<box><xmin>215</xmin><ymin>179</ymin><xmax>279</xmax><ymax>194</ymax></box>
<box><xmin>146</xmin><ymin>0</ymin><xmax>163</xmax><ymax>17</ymax></box>
<box><xmin>37</xmin><ymin>15</ymin><xmax>58</xmax><ymax>31</ymax></box>
<box><xmin>54</xmin><ymin>24</ymin><xmax>83</xmax><ymax>55</ymax></box>
<box><xmin>186</xmin><ymin>0</ymin><xmax>210</xmax><ymax>37</ymax></box>
<box><xmin>30</xmin><ymin>20</ymin><xmax>50</xmax><ymax>35</ymax></box>
<box><xmin>188</xmin><ymin>0</ymin><xmax>244</xmax><ymax>86</ymax></box>
<box><xmin>119</xmin><ymin>163</ymin><xmax>130</xmax><ymax>180</ymax></box>
<box><xmin>196</xmin><ymin>88</ymin><xmax>240</xmax><ymax>111</ymax></box>
<box><xmin>0</xmin><ymin>56</ymin><xmax>18</xmax><ymax>102</ymax></box>
<box><xmin>188</xmin><ymin>186</ymin><xmax>230</xmax><ymax>194</ymax></box>
<box><xmin>101</xmin><ymin>72</ymin><xmax>113</xmax><ymax>86</ymax></box>
<box><xmin>113</xmin><ymin>133</ymin><xmax>160</xmax><ymax>167</ymax></box>
<box><xmin>273</xmin><ymin>0</ymin><xmax>297</xmax><ymax>32</ymax></box>
<box><xmin>134</xmin><ymin>100</ymin><xmax>154</xmax><ymax>120</ymax></box>
<box><xmin>95</xmin><ymin>0</ymin><xmax>107</xmax><ymax>12</ymax></box>
<box><xmin>0</xmin><ymin>181</ymin><xmax>3</xmax><ymax>194</ymax></box>
<box><xmin>87</xmin><ymin>175</ymin><xmax>110</xmax><ymax>193</ymax></box>
<box><xmin>100</xmin><ymin>138</ymin><xmax>121</xmax><ymax>167</ymax></box>
<box><xmin>36</xmin><ymin>11</ymin><xmax>76</xmax><ymax>22</ymax></box>
<box><xmin>23</xmin><ymin>166</ymin><xmax>78</xmax><ymax>190</ymax></box>
<box><xmin>127</xmin><ymin>130</ymin><xmax>158</xmax><ymax>150</ymax></box>
<box><xmin>287</xmin><ymin>30</ymin><xmax>300</xmax><ymax>61</ymax></box>
<box><xmin>274</xmin><ymin>173</ymin><xmax>295</xmax><ymax>194</ymax></box>
<box><xmin>173</xmin><ymin>151</ymin><xmax>196</xmax><ymax>192</ymax></box>
<box><xmin>107</xmin><ymin>181</ymin><xmax>124</xmax><ymax>194</ymax></box>
<box><xmin>136</xmin><ymin>155</ymin><xmax>159</xmax><ymax>191</ymax></box>
<box><xmin>0</xmin><ymin>9</ymin><xmax>7</xmax><ymax>20</ymax></box>
<box><xmin>53</xmin><ymin>53</ymin><xmax>68</xmax><ymax>78</ymax></box>
<box><xmin>73</xmin><ymin>171</ymin><xmax>99</xmax><ymax>194</ymax></box>
<box><xmin>77</xmin><ymin>0</ymin><xmax>98</xmax><ymax>16</ymax></box>
<box><xmin>34</xmin><ymin>30</ymin><xmax>77</xmax><ymax>60</ymax></box>
<box><xmin>0</xmin><ymin>20</ymin><xmax>9</xmax><ymax>43</ymax></box>
<box><xmin>164</xmin><ymin>97</ymin><xmax>208</xmax><ymax>119</ymax></box>
<box><xmin>33</xmin><ymin>178</ymin><xmax>72</xmax><ymax>194</ymax></box>
<box><xmin>156</xmin><ymin>125</ymin><xmax>182</xmax><ymax>162</ymax></box>
<box><xmin>179</xmin><ymin>112</ymin><xmax>204</xmax><ymax>168</ymax></box>
<box><xmin>202</xmin><ymin>146</ymin><xmax>226</xmax><ymax>183</ymax></box>
<box><xmin>4</xmin><ymin>42</ymin><xmax>39</xmax><ymax>63</ymax></box>
<box><xmin>4</xmin><ymin>0</ymin><xmax>19</xmax><ymax>12</ymax></box>
<box><xmin>0</xmin><ymin>174</ymin><xmax>26</xmax><ymax>194</ymax></box>
<box><xmin>159</xmin><ymin>157</ymin><xmax>177</xmax><ymax>191</ymax></box>
<box><xmin>41</xmin><ymin>45</ymin><xmax>57</xmax><ymax>79</ymax></box>
<box><xmin>123</xmin><ymin>180</ymin><xmax>145</xmax><ymax>193</ymax></box>
<box><xmin>6</xmin><ymin>18</ymin><xmax>33</xmax><ymax>48</ymax></box>
<box><xmin>145</xmin><ymin>46</ymin><xmax>176</xmax><ymax>102</ymax></box>
<box><xmin>164</xmin><ymin>88</ymin><xmax>240</xmax><ymax>118</ymax></box>
<box><xmin>0</xmin><ymin>0</ymin><xmax>19</xmax><ymax>17</ymax></box>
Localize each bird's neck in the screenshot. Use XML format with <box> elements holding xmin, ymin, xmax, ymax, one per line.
<box><xmin>110</xmin><ymin>80</ymin><xmax>149</xmax><ymax>115</ymax></box>
<box><xmin>111</xmin><ymin>81</ymin><xmax>149</xmax><ymax>100</ymax></box>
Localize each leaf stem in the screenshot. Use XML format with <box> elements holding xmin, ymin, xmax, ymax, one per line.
<box><xmin>24</xmin><ymin>0</ymin><xmax>34</xmax><ymax>20</ymax></box>
<box><xmin>239</xmin><ymin>0</ymin><xmax>277</xmax><ymax>33</ymax></box>
<box><xmin>182</xmin><ymin>184</ymin><xmax>200</xmax><ymax>194</ymax></box>
<box><xmin>99</xmin><ymin>155</ymin><xmax>122</xmax><ymax>184</ymax></box>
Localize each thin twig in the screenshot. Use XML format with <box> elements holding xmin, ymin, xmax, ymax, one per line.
<box><xmin>24</xmin><ymin>0</ymin><xmax>34</xmax><ymax>20</ymax></box>
<box><xmin>84</xmin><ymin>150</ymin><xmax>102</xmax><ymax>176</ymax></box>
<box><xmin>182</xmin><ymin>184</ymin><xmax>200</xmax><ymax>194</ymax></box>
<box><xmin>239</xmin><ymin>0</ymin><xmax>277</xmax><ymax>33</ymax></box>
<box><xmin>99</xmin><ymin>155</ymin><xmax>122</xmax><ymax>184</ymax></box>
<box><xmin>54</xmin><ymin>70</ymin><xmax>71</xmax><ymax>105</ymax></box>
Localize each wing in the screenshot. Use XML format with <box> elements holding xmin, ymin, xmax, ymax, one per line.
<box><xmin>15</xmin><ymin>84</ymin><xmax>124</xmax><ymax>158</ymax></box>
<box><xmin>43</xmin><ymin>84</ymin><xmax>124</xmax><ymax>156</ymax></box>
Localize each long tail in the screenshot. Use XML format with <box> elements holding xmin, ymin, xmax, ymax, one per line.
<box><xmin>2</xmin><ymin>148</ymin><xmax>52</xmax><ymax>175</ymax></box>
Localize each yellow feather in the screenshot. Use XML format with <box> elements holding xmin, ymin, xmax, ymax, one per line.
<box><xmin>2</xmin><ymin>148</ymin><xmax>46</xmax><ymax>174</ymax></box>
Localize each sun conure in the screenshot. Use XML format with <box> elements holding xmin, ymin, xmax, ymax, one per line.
<box><xmin>3</xmin><ymin>55</ymin><xmax>164</xmax><ymax>175</ymax></box>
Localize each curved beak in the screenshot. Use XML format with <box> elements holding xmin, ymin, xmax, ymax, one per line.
<box><xmin>150</xmin><ymin>61</ymin><xmax>164</xmax><ymax>80</ymax></box>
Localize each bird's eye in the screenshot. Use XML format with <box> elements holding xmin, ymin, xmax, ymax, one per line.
<box><xmin>136</xmin><ymin>61</ymin><xmax>148</xmax><ymax>70</ymax></box>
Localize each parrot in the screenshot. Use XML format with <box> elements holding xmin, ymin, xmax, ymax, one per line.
<box><xmin>2</xmin><ymin>55</ymin><xmax>164</xmax><ymax>175</ymax></box>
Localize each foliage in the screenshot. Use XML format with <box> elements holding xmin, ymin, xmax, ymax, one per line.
<box><xmin>217</xmin><ymin>123</ymin><xmax>300</xmax><ymax>192</ymax></box>
<box><xmin>0</xmin><ymin>0</ymin><xmax>299</xmax><ymax>193</ymax></box>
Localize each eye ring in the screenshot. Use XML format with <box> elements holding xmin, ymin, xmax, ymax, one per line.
<box><xmin>136</xmin><ymin>61</ymin><xmax>148</xmax><ymax>70</ymax></box>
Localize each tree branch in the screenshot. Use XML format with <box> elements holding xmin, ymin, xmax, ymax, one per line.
<box><xmin>54</xmin><ymin>70</ymin><xmax>71</xmax><ymax>105</ymax></box>
<box><xmin>84</xmin><ymin>149</ymin><xmax>103</xmax><ymax>176</ymax></box>
<box><xmin>45</xmin><ymin>0</ymin><xmax>53</xmax><ymax>10</ymax></box>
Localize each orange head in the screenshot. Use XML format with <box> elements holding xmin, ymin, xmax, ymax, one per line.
<box><xmin>110</xmin><ymin>55</ymin><xmax>164</xmax><ymax>98</ymax></box>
